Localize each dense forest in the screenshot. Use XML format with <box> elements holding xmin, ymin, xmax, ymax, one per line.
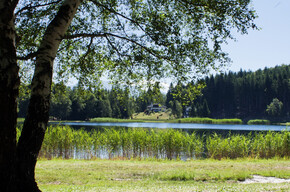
<box><xmin>198</xmin><ymin>64</ymin><xmax>290</xmax><ymax>121</ymax></box>
<box><xmin>18</xmin><ymin>65</ymin><xmax>290</xmax><ymax>122</ymax></box>
<box><xmin>19</xmin><ymin>85</ymin><xmax>136</xmax><ymax>120</ymax></box>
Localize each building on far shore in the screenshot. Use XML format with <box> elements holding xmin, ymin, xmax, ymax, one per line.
<box><xmin>146</xmin><ymin>103</ymin><xmax>167</xmax><ymax>113</ymax></box>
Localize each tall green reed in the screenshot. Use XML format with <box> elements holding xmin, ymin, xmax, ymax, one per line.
<box><xmin>184</xmin><ymin>132</ymin><xmax>203</xmax><ymax>159</ymax></box>
<box><xmin>18</xmin><ymin>125</ymin><xmax>288</xmax><ymax>160</ymax></box>
<box><xmin>251</xmin><ymin>131</ymin><xmax>289</xmax><ymax>158</ymax></box>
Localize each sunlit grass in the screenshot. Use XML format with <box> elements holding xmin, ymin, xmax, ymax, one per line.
<box><xmin>90</xmin><ymin>117</ymin><xmax>146</xmax><ymax>122</ymax></box>
<box><xmin>133</xmin><ymin>111</ymin><xmax>172</xmax><ymax>120</ymax></box>
<box><xmin>169</xmin><ymin>117</ymin><xmax>243</xmax><ymax>124</ymax></box>
<box><xmin>281</xmin><ymin>122</ymin><xmax>290</xmax><ymax>126</ymax></box>
<box><xmin>90</xmin><ymin>116</ymin><xmax>244</xmax><ymax>124</ymax></box>
<box><xmin>36</xmin><ymin>159</ymin><xmax>290</xmax><ymax>192</ymax></box>
<box><xmin>248</xmin><ymin>119</ymin><xmax>271</xmax><ymax>125</ymax></box>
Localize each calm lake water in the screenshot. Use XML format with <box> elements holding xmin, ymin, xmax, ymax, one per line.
<box><xmin>50</xmin><ymin>122</ymin><xmax>288</xmax><ymax>132</ymax></box>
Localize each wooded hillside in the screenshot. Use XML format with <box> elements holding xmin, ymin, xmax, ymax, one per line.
<box><xmin>184</xmin><ymin>64</ymin><xmax>290</xmax><ymax>121</ymax></box>
<box><xmin>18</xmin><ymin>65</ymin><xmax>290</xmax><ymax>122</ymax></box>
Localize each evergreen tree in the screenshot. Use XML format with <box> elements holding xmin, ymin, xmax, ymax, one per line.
<box><xmin>69</xmin><ymin>88</ymin><xmax>87</xmax><ymax>120</ymax></box>
<box><xmin>50</xmin><ymin>86</ymin><xmax>72</xmax><ymax>120</ymax></box>
<box><xmin>172</xmin><ymin>100</ymin><xmax>183</xmax><ymax>118</ymax></box>
<box><xmin>84</xmin><ymin>93</ymin><xmax>98</xmax><ymax>119</ymax></box>
<box><xmin>165</xmin><ymin>83</ymin><xmax>175</xmax><ymax>108</ymax></box>
<box><xmin>200</xmin><ymin>99</ymin><xmax>210</xmax><ymax>117</ymax></box>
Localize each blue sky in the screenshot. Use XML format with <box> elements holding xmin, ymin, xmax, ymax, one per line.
<box><xmin>224</xmin><ymin>0</ymin><xmax>290</xmax><ymax>72</ymax></box>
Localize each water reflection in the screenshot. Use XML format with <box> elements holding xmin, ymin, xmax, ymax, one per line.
<box><xmin>50</xmin><ymin>121</ymin><xmax>287</xmax><ymax>131</ymax></box>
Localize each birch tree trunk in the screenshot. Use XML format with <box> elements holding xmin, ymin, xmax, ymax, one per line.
<box><xmin>0</xmin><ymin>1</ymin><xmax>19</xmax><ymax>191</ymax></box>
<box><xmin>16</xmin><ymin>1</ymin><xmax>82</xmax><ymax>190</ymax></box>
<box><xmin>0</xmin><ymin>0</ymin><xmax>81</xmax><ymax>191</ymax></box>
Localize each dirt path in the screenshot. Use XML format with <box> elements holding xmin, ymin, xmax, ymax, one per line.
<box><xmin>240</xmin><ymin>175</ymin><xmax>290</xmax><ymax>184</ymax></box>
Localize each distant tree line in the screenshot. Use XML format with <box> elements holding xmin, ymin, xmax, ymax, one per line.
<box><xmin>18</xmin><ymin>85</ymin><xmax>135</xmax><ymax>120</ymax></box>
<box><xmin>18</xmin><ymin>65</ymin><xmax>290</xmax><ymax>121</ymax></box>
<box><xmin>168</xmin><ymin>64</ymin><xmax>290</xmax><ymax>122</ymax></box>
<box><xmin>202</xmin><ymin>65</ymin><xmax>290</xmax><ymax>121</ymax></box>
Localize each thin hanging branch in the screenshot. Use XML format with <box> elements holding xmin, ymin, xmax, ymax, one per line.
<box><xmin>15</xmin><ymin>0</ymin><xmax>62</xmax><ymax>16</ymax></box>
<box><xmin>63</xmin><ymin>32</ymin><xmax>162</xmax><ymax>60</ymax></box>
<box><xmin>89</xmin><ymin>0</ymin><xmax>146</xmax><ymax>31</ymax></box>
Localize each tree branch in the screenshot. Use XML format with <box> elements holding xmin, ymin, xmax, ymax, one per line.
<box><xmin>15</xmin><ymin>0</ymin><xmax>62</xmax><ymax>16</ymax></box>
<box><xmin>89</xmin><ymin>0</ymin><xmax>170</xmax><ymax>53</ymax></box>
<box><xmin>11</xmin><ymin>0</ymin><xmax>19</xmax><ymax>10</ymax></box>
<box><xmin>57</xmin><ymin>37</ymin><xmax>82</xmax><ymax>53</ymax></box>
<box><xmin>17</xmin><ymin>51</ymin><xmax>38</xmax><ymax>60</ymax></box>
<box><xmin>64</xmin><ymin>31</ymin><xmax>168</xmax><ymax>69</ymax></box>
<box><xmin>78</xmin><ymin>37</ymin><xmax>94</xmax><ymax>66</ymax></box>
<box><xmin>62</xmin><ymin>33</ymin><xmax>106</xmax><ymax>39</ymax></box>
<box><xmin>89</xmin><ymin>0</ymin><xmax>146</xmax><ymax>31</ymax></box>
<box><xmin>63</xmin><ymin>32</ymin><xmax>172</xmax><ymax>62</ymax></box>
<box><xmin>105</xmin><ymin>35</ymin><xmax>130</xmax><ymax>59</ymax></box>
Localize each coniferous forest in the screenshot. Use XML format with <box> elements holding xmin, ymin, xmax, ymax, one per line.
<box><xmin>190</xmin><ymin>64</ymin><xmax>290</xmax><ymax>121</ymax></box>
<box><xmin>18</xmin><ymin>65</ymin><xmax>290</xmax><ymax>122</ymax></box>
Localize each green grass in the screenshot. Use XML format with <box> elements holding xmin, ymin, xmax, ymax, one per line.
<box><xmin>90</xmin><ymin>117</ymin><xmax>148</xmax><ymax>123</ymax></box>
<box><xmin>168</xmin><ymin>117</ymin><xmax>243</xmax><ymax>124</ymax></box>
<box><xmin>281</xmin><ymin>122</ymin><xmax>290</xmax><ymax>126</ymax></box>
<box><xmin>133</xmin><ymin>111</ymin><xmax>172</xmax><ymax>120</ymax></box>
<box><xmin>91</xmin><ymin>112</ymin><xmax>172</xmax><ymax>122</ymax></box>
<box><xmin>90</xmin><ymin>116</ymin><xmax>243</xmax><ymax>125</ymax></box>
<box><xmin>36</xmin><ymin>159</ymin><xmax>290</xmax><ymax>192</ymax></box>
<box><xmin>248</xmin><ymin>119</ymin><xmax>271</xmax><ymax>125</ymax></box>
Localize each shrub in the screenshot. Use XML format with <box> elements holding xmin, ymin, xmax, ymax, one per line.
<box><xmin>247</xmin><ymin>119</ymin><xmax>271</xmax><ymax>125</ymax></box>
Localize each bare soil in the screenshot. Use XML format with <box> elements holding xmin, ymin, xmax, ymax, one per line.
<box><xmin>241</xmin><ymin>175</ymin><xmax>290</xmax><ymax>184</ymax></box>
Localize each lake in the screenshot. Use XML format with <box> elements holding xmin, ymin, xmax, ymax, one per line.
<box><xmin>50</xmin><ymin>122</ymin><xmax>288</xmax><ymax>132</ymax></box>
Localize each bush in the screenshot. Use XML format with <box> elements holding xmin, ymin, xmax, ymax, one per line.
<box><xmin>170</xmin><ymin>117</ymin><xmax>243</xmax><ymax>124</ymax></box>
<box><xmin>247</xmin><ymin>119</ymin><xmax>271</xmax><ymax>125</ymax></box>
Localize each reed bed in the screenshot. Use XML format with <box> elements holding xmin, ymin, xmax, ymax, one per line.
<box><xmin>90</xmin><ymin>117</ymin><xmax>146</xmax><ymax>123</ymax></box>
<box><xmin>282</xmin><ymin>122</ymin><xmax>290</xmax><ymax>126</ymax></box>
<box><xmin>90</xmin><ymin>117</ymin><xmax>244</xmax><ymax>124</ymax></box>
<box><xmin>17</xmin><ymin>126</ymin><xmax>289</xmax><ymax>160</ymax></box>
<box><xmin>170</xmin><ymin>117</ymin><xmax>243</xmax><ymax>124</ymax></box>
<box><xmin>247</xmin><ymin>119</ymin><xmax>271</xmax><ymax>125</ymax></box>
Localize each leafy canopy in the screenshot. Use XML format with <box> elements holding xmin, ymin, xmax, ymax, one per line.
<box><xmin>16</xmin><ymin>0</ymin><xmax>257</xmax><ymax>87</ymax></box>
<box><xmin>266</xmin><ymin>98</ymin><xmax>283</xmax><ymax>117</ymax></box>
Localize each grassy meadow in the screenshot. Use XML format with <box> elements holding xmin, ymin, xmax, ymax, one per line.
<box><xmin>133</xmin><ymin>111</ymin><xmax>172</xmax><ymax>120</ymax></box>
<box><xmin>36</xmin><ymin>159</ymin><xmax>290</xmax><ymax>192</ymax></box>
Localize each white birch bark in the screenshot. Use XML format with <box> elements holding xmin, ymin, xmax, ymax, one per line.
<box><xmin>16</xmin><ymin>0</ymin><xmax>83</xmax><ymax>191</ymax></box>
